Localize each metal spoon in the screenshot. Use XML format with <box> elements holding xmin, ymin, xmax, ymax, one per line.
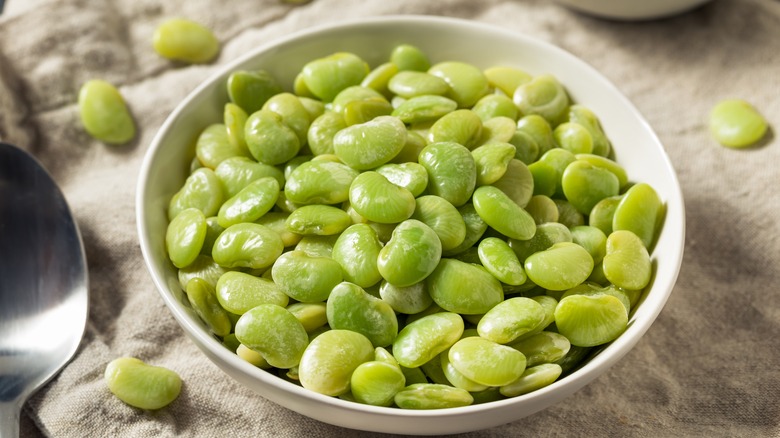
<box><xmin>0</xmin><ymin>143</ymin><xmax>89</xmax><ymax>437</ymax></box>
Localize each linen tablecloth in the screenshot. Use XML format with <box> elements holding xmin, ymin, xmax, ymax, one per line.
<box><xmin>1</xmin><ymin>0</ymin><xmax>778</xmax><ymax>436</ymax></box>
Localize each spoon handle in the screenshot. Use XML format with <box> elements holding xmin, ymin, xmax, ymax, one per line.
<box><xmin>0</xmin><ymin>398</ymin><xmax>22</xmax><ymax>438</ymax></box>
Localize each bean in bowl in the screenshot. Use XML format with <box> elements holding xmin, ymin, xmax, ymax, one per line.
<box><xmin>163</xmin><ymin>43</ymin><xmax>664</xmax><ymax>409</ymax></box>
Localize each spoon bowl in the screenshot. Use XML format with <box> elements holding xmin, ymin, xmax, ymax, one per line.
<box><xmin>0</xmin><ymin>143</ymin><xmax>89</xmax><ymax>437</ymax></box>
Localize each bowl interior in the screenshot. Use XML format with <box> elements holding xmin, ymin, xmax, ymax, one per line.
<box><xmin>137</xmin><ymin>15</ymin><xmax>685</xmax><ymax>435</ymax></box>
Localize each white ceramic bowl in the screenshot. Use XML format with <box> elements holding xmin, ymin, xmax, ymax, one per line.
<box><xmin>137</xmin><ymin>15</ymin><xmax>685</xmax><ymax>435</ymax></box>
<box><xmin>556</xmin><ymin>0</ymin><xmax>712</xmax><ymax>20</ymax></box>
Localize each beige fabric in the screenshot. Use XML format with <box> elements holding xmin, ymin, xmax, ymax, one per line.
<box><xmin>2</xmin><ymin>0</ymin><xmax>779</xmax><ymax>436</ymax></box>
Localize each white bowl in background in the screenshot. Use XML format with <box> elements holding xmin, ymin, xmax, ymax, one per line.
<box><xmin>556</xmin><ymin>0</ymin><xmax>713</xmax><ymax>20</ymax></box>
<box><xmin>137</xmin><ymin>15</ymin><xmax>685</xmax><ymax>435</ymax></box>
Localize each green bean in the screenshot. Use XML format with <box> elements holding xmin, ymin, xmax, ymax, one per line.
<box><xmin>227</xmin><ymin>70</ymin><xmax>283</xmax><ymax>114</ymax></box>
<box><xmin>411</xmin><ymin>196</ymin><xmax>467</xmax><ymax>252</ymax></box>
<box><xmin>561</xmin><ymin>283</ymin><xmax>631</xmax><ymax>315</ymax></box>
<box><xmin>524</xmin><ymin>195</ymin><xmax>559</xmax><ymax>225</ymax></box>
<box><xmin>554</xmin><ymin>122</ymin><xmax>593</xmax><ymax>154</ymax></box>
<box><xmin>196</xmin><ymin>123</ymin><xmax>251</xmax><ymax>169</ymax></box>
<box><xmin>477</xmin><ymin>237</ymin><xmax>527</xmax><ymax>286</ymax></box>
<box><xmin>285</xmin><ymin>160</ymin><xmax>358</xmax><ymax>205</ymax></box>
<box><xmin>166</xmin><ymin>207</ymin><xmax>207</xmax><ymax>268</ymax></box>
<box><xmin>440</xmin><ymin>347</ymin><xmax>488</xmax><ymax>392</ymax></box>
<box><xmin>105</xmin><ymin>357</ymin><xmax>181</xmax><ymax>410</ymax></box>
<box><xmin>428</xmin><ymin>109</ymin><xmax>484</xmax><ymax>149</ymax></box>
<box><xmin>428</xmin><ymin>258</ymin><xmax>504</xmax><ymax>315</ymax></box>
<box><xmin>224</xmin><ymin>103</ymin><xmax>249</xmax><ymax>152</ymax></box>
<box><xmin>301</xmin><ymin>52</ymin><xmax>369</xmax><ymax>102</ymax></box>
<box><xmin>472</xmin><ymin>185</ymin><xmax>536</xmax><ymax>240</ymax></box>
<box><xmin>602</xmin><ymin>230</ymin><xmax>652</xmax><ymax>291</ymax></box>
<box><xmin>327</xmin><ymin>282</ymin><xmax>398</xmax><ymax>347</ymax></box>
<box><xmin>477</xmin><ymin>297</ymin><xmax>544</xmax><ymax>344</ymax></box>
<box><xmin>709</xmin><ymin>99</ymin><xmax>768</xmax><ymax>148</ymax></box>
<box><xmin>235</xmin><ymin>304</ymin><xmax>309</xmax><ymax>369</ymax></box>
<box><xmin>448</xmin><ymin>337</ymin><xmax>526</xmax><ymax>386</ymax></box>
<box><xmin>508</xmin><ymin>222</ymin><xmax>572</xmax><ymax>263</ymax></box>
<box><xmin>285</xmin><ymin>204</ymin><xmax>352</xmax><ymax>236</ymax></box>
<box><xmin>400</xmin><ymin>365</ymin><xmax>429</xmax><ymax>386</ymax></box>
<box><xmin>478</xmin><ymin>116</ymin><xmax>517</xmax><ymax>145</ymax></box>
<box><xmin>272</xmin><ymin>250</ymin><xmax>343</xmax><ymax>303</ymax></box>
<box><xmin>333</xmin><ymin>115</ymin><xmax>407</xmax><ymax>170</ymax></box>
<box><xmin>554</xmin><ymin>293</ymin><xmax>627</xmax><ymax>347</ymax></box>
<box><xmin>612</xmin><ymin>183</ymin><xmax>663</xmax><ymax>249</ymax></box>
<box><xmin>177</xmin><ymin>255</ymin><xmax>228</xmax><ymax>291</ymax></box>
<box><xmin>286</xmin><ymin>302</ymin><xmax>328</xmax><ymax>333</ymax></box>
<box><xmin>419</xmin><ymin>142</ymin><xmax>477</xmax><ymax>207</ymax></box>
<box><xmin>298</xmin><ymin>329</ymin><xmax>374</xmax><ymax>396</ymax></box>
<box><xmin>589</xmin><ymin>195</ymin><xmax>622</xmax><ymax>236</ymax></box>
<box><xmin>215</xmin><ymin>270</ymin><xmax>289</xmax><ymax>314</ymax></box>
<box><xmin>216</xmin><ymin>176</ymin><xmax>279</xmax><ymax>228</ymax></box>
<box><xmin>524</xmin><ymin>242</ymin><xmax>594</xmax><ymax>291</ymax></box>
<box><xmin>236</xmin><ymin>344</ymin><xmax>271</xmax><ymax>368</ymax></box>
<box><xmin>428</xmin><ymin>61</ymin><xmax>490</xmax><ymax>108</ymax></box>
<box><xmin>153</xmin><ymin>18</ymin><xmax>219</xmax><ymax>63</ymax></box>
<box><xmin>509</xmin><ymin>331</ymin><xmax>570</xmax><ymax>367</ymax></box>
<box><xmin>379</xmin><ymin>280</ymin><xmax>432</xmax><ymax>315</ymax></box>
<box><xmin>375</xmin><ymin>162</ymin><xmax>429</xmax><ymax>197</ymax></box>
<box><xmin>349</xmin><ymin>171</ymin><xmax>416</xmax><ymax>224</ymax></box>
<box><xmin>361</xmin><ymin>62</ymin><xmax>399</xmax><ymax>97</ymax></box>
<box><xmin>513</xmin><ymin>74</ymin><xmax>570</xmax><ymax>126</ymax></box>
<box><xmin>568</xmin><ymin>105</ymin><xmax>611</xmax><ymax>157</ymax></box>
<box><xmin>391</xmin><ymin>95</ymin><xmax>458</xmax><ymax>124</ymax></box>
<box><xmin>483</xmin><ymin>66</ymin><xmax>532</xmax><ymax>97</ymax></box>
<box><xmin>332</xmin><ymin>86</ymin><xmax>388</xmax><ymax>114</ymax></box>
<box><xmin>472</xmin><ymin>142</ymin><xmax>516</xmax><ymax>186</ymax></box>
<box><xmin>391</xmin><ymin>44</ymin><xmax>431</xmax><ymax>72</ymax></box>
<box><xmin>295</xmin><ymin>234</ymin><xmax>339</xmax><ymax>258</ymax></box>
<box><xmin>331</xmin><ymin>224</ymin><xmax>383</xmax><ymax>288</ymax></box>
<box><xmin>344</xmin><ymin>98</ymin><xmax>394</xmax><ymax>126</ymax></box>
<box><xmin>262</xmin><ymin>92</ymin><xmax>311</xmax><ymax>145</ymax></box>
<box><xmin>575</xmin><ymin>153</ymin><xmax>628</xmax><ymax>188</ymax></box>
<box><xmin>554</xmin><ymin>199</ymin><xmax>585</xmax><ymax>228</ymax></box>
<box><xmin>307</xmin><ymin>111</ymin><xmax>347</xmax><ymax>155</ymax></box>
<box><xmin>244</xmin><ymin>109</ymin><xmax>300</xmax><ymax>165</ymax></box>
<box><xmin>499</xmin><ymin>363</ymin><xmax>562</xmax><ymax>397</ymax></box>
<box><xmin>561</xmin><ymin>160</ymin><xmax>620</xmax><ymax>215</ymax></box>
<box><xmin>186</xmin><ymin>277</ymin><xmax>231</xmax><ymax>337</ymax></box>
<box><xmin>394</xmin><ymin>383</ymin><xmax>473</xmax><ymax>409</ymax></box>
<box><xmin>213</xmin><ymin>156</ymin><xmax>284</xmax><ymax>199</ymax></box>
<box><xmin>378</xmin><ymin>219</ymin><xmax>442</xmax><ymax>287</ymax></box>
<box><xmin>508</xmin><ymin>129</ymin><xmax>539</xmax><ymax>165</ymax></box>
<box><xmin>200</xmin><ymin>216</ymin><xmax>224</xmax><ymax>256</ymax></box>
<box><xmin>516</xmin><ymin>114</ymin><xmax>556</xmax><ymax>156</ymax></box>
<box><xmin>472</xmin><ymin>94</ymin><xmax>519</xmax><ymax>121</ymax></box>
<box><xmin>528</xmin><ymin>161</ymin><xmax>557</xmax><ymax>198</ymax></box>
<box><xmin>350</xmin><ymin>360</ymin><xmax>406</xmax><ymax>406</ymax></box>
<box><xmin>441</xmin><ymin>203</ymin><xmax>488</xmax><ymax>257</ymax></box>
<box><xmin>389</xmin><ymin>71</ymin><xmax>449</xmax><ymax>98</ymax></box>
<box><xmin>392</xmin><ymin>312</ymin><xmax>464</xmax><ymax>368</ymax></box>
<box><xmin>570</xmin><ymin>225</ymin><xmax>608</xmax><ymax>265</ymax></box>
<box><xmin>212</xmin><ymin>223</ymin><xmax>284</xmax><ymax>269</ymax></box>
<box><xmin>78</xmin><ymin>79</ymin><xmax>136</xmax><ymax>145</ymax></box>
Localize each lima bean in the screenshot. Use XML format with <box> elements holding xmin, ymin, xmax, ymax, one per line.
<box><xmin>78</xmin><ymin>80</ymin><xmax>136</xmax><ymax>145</ymax></box>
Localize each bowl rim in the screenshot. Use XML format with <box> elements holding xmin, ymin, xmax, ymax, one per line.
<box><xmin>137</xmin><ymin>13</ymin><xmax>686</xmax><ymax>424</ymax></box>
